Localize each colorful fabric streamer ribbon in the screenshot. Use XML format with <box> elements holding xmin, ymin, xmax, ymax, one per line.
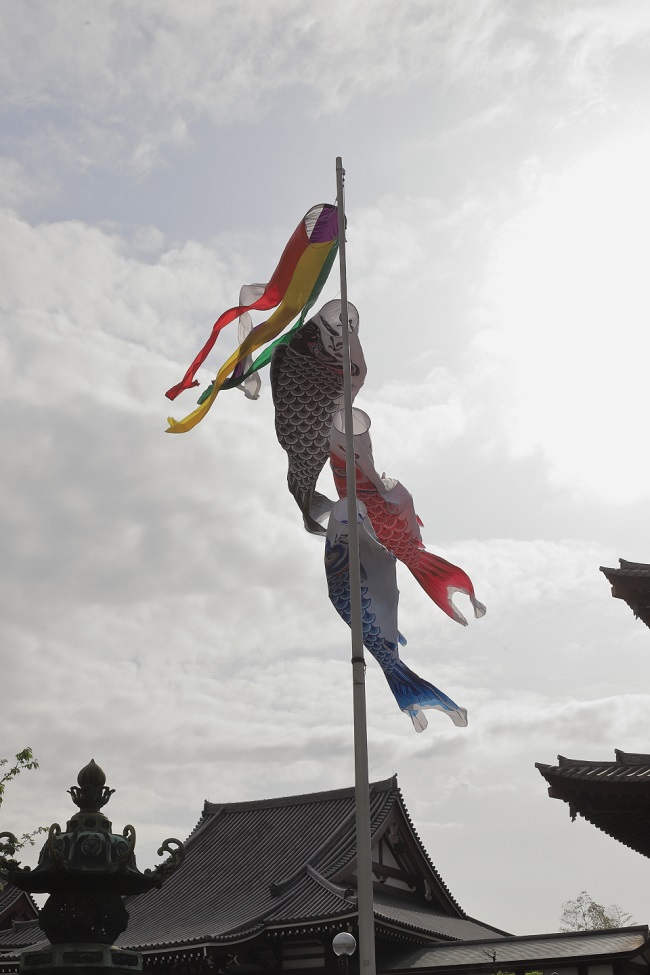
<box><xmin>166</xmin><ymin>204</ymin><xmax>339</xmax><ymax>433</ymax></box>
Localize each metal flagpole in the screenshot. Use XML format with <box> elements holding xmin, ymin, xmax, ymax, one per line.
<box><xmin>335</xmin><ymin>156</ymin><xmax>377</xmax><ymax>975</ymax></box>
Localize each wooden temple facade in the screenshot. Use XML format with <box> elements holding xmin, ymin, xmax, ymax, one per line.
<box><xmin>2</xmin><ymin>775</ymin><xmax>650</xmax><ymax>975</ymax></box>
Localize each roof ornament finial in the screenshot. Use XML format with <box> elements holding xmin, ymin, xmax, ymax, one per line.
<box><xmin>68</xmin><ymin>759</ymin><xmax>115</xmax><ymax>813</ymax></box>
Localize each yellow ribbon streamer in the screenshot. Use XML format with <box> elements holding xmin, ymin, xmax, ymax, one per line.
<box><xmin>167</xmin><ymin>241</ymin><xmax>335</xmax><ymax>434</ymax></box>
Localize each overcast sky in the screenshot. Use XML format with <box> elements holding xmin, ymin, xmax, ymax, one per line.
<box><xmin>3</xmin><ymin>0</ymin><xmax>650</xmax><ymax>937</ymax></box>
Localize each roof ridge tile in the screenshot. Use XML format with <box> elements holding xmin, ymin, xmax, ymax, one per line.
<box><xmin>202</xmin><ymin>776</ymin><xmax>397</xmax><ymax>815</ymax></box>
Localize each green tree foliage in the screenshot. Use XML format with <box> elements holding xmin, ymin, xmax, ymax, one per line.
<box><xmin>0</xmin><ymin>748</ymin><xmax>40</xmax><ymax>805</ymax></box>
<box><xmin>560</xmin><ymin>891</ymin><xmax>633</xmax><ymax>931</ymax></box>
<box><xmin>0</xmin><ymin>748</ymin><xmax>47</xmax><ymax>888</ymax></box>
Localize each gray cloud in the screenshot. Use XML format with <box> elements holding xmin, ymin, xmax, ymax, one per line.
<box><xmin>4</xmin><ymin>0</ymin><xmax>650</xmax><ymax>940</ymax></box>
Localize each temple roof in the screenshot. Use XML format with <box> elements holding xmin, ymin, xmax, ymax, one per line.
<box><xmin>600</xmin><ymin>559</ymin><xmax>650</xmax><ymax>628</ymax></box>
<box><xmin>385</xmin><ymin>926</ymin><xmax>650</xmax><ymax>972</ymax></box>
<box><xmin>536</xmin><ymin>750</ymin><xmax>650</xmax><ymax>857</ymax></box>
<box><xmin>0</xmin><ymin>776</ymin><xmax>507</xmax><ymax>962</ymax></box>
<box><xmin>0</xmin><ymin>883</ymin><xmax>38</xmax><ymax>935</ymax></box>
<box><xmin>115</xmin><ymin>775</ymin><xmax>506</xmax><ymax>952</ymax></box>
<box><xmin>0</xmin><ymin>884</ymin><xmax>42</xmax><ymax>972</ymax></box>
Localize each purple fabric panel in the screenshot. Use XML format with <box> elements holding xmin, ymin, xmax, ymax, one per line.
<box><xmin>309</xmin><ymin>205</ymin><xmax>339</xmax><ymax>243</ymax></box>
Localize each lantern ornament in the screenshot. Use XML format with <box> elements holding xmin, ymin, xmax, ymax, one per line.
<box><xmin>0</xmin><ymin>760</ymin><xmax>185</xmax><ymax>974</ymax></box>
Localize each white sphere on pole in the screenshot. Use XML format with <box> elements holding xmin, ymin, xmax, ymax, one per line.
<box><xmin>332</xmin><ymin>932</ymin><xmax>357</xmax><ymax>957</ymax></box>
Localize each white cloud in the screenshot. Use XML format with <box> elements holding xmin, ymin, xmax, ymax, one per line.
<box><xmin>5</xmin><ymin>0</ymin><xmax>650</xmax><ymax>941</ymax></box>
<box><xmin>0</xmin><ymin>157</ymin><xmax>56</xmax><ymax>211</ymax></box>
<box><xmin>477</xmin><ymin>130</ymin><xmax>650</xmax><ymax>503</ymax></box>
<box><xmin>0</xmin><ymin>1</ymin><xmax>529</xmax><ymax>178</ymax></box>
<box><xmin>535</xmin><ymin>0</ymin><xmax>650</xmax><ymax>89</ymax></box>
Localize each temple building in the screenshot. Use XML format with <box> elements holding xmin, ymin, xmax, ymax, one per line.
<box><xmin>536</xmin><ymin>750</ymin><xmax>650</xmax><ymax>858</ymax></box>
<box><xmin>0</xmin><ymin>885</ymin><xmax>37</xmax><ymax>932</ymax></box>
<box><xmin>600</xmin><ymin>560</ymin><xmax>650</xmax><ymax>629</ymax></box>
<box><xmin>2</xmin><ymin>774</ymin><xmax>650</xmax><ymax>975</ymax></box>
<box><xmin>0</xmin><ymin>885</ymin><xmax>39</xmax><ymax>975</ymax></box>
<box><xmin>118</xmin><ymin>775</ymin><xmax>510</xmax><ymax>972</ymax></box>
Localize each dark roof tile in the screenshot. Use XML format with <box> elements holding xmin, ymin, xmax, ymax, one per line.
<box><xmin>373</xmin><ymin>894</ymin><xmax>507</xmax><ymax>941</ymax></box>
<box><xmin>600</xmin><ymin>560</ymin><xmax>650</xmax><ymax>627</ymax></box>
<box><xmin>385</xmin><ymin>926</ymin><xmax>650</xmax><ymax>970</ymax></box>
<box><xmin>537</xmin><ymin>752</ymin><xmax>650</xmax><ymax>857</ymax></box>
<box><xmin>1</xmin><ymin>778</ymin><xmax>502</xmax><ymax>959</ymax></box>
<box><xmin>117</xmin><ymin>776</ymin><xmax>477</xmax><ymax>952</ymax></box>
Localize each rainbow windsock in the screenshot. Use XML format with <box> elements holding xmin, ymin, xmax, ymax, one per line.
<box><xmin>166</xmin><ymin>204</ymin><xmax>339</xmax><ymax>434</ymax></box>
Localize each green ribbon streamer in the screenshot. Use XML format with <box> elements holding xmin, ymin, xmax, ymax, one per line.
<box><xmin>197</xmin><ymin>241</ymin><xmax>339</xmax><ymax>404</ymax></box>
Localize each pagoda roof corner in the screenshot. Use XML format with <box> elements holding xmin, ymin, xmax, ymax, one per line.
<box><xmin>537</xmin><ymin>750</ymin><xmax>650</xmax><ymax>857</ymax></box>
<box><xmin>600</xmin><ymin>559</ymin><xmax>650</xmax><ymax>628</ymax></box>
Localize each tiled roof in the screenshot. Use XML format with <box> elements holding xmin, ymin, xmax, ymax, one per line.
<box><xmin>387</xmin><ymin>787</ymin><xmax>463</xmax><ymax>918</ymax></box>
<box><xmin>115</xmin><ymin>775</ymin><xmax>496</xmax><ymax>953</ymax></box>
<box><xmin>0</xmin><ymin>925</ymin><xmax>45</xmax><ymax>950</ymax></box>
<box><xmin>372</xmin><ymin>894</ymin><xmax>507</xmax><ymax>942</ymax></box>
<box><xmin>0</xmin><ymin>893</ymin><xmax>506</xmax><ymax>960</ymax></box>
<box><xmin>0</xmin><ymin>885</ymin><xmax>38</xmax><ymax>929</ymax></box>
<box><xmin>544</xmin><ymin>751</ymin><xmax>650</xmax><ymax>777</ymax></box>
<box><xmin>0</xmin><ymin>883</ymin><xmax>41</xmax><ymax>959</ymax></box>
<box><xmin>384</xmin><ymin>926</ymin><xmax>650</xmax><ymax>971</ymax></box>
<box><xmin>536</xmin><ymin>751</ymin><xmax>650</xmax><ymax>857</ymax></box>
<box><xmin>0</xmin><ymin>777</ymin><xmax>507</xmax><ymax>960</ymax></box>
<box><xmin>119</xmin><ymin>778</ymin><xmax>389</xmax><ymax>950</ymax></box>
<box><xmin>600</xmin><ymin>559</ymin><xmax>650</xmax><ymax>628</ymax></box>
<box><xmin>0</xmin><ymin>887</ymin><xmax>19</xmax><ymax>921</ymax></box>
